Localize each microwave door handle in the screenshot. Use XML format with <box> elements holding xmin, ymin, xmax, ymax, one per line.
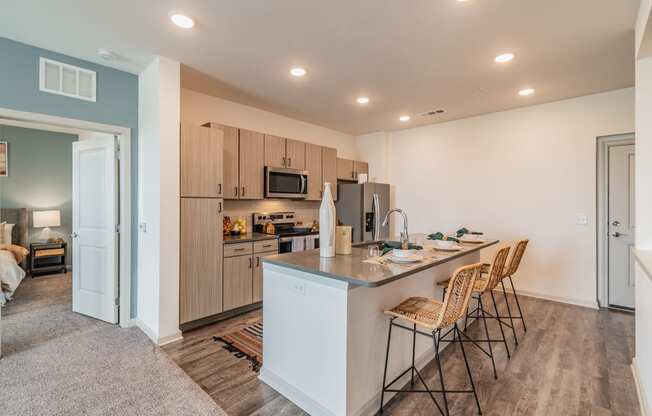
<box><xmin>301</xmin><ymin>174</ymin><xmax>307</xmax><ymax>194</ymax></box>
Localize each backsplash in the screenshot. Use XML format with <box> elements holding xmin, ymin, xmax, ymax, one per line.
<box><xmin>224</xmin><ymin>200</ymin><xmax>321</xmax><ymax>233</ymax></box>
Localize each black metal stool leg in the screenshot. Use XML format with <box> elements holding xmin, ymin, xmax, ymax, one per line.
<box><xmin>508</xmin><ymin>275</ymin><xmax>527</xmax><ymax>332</ymax></box>
<box><xmin>500</xmin><ymin>279</ymin><xmax>519</xmax><ymax>345</ymax></box>
<box><xmin>410</xmin><ymin>323</ymin><xmax>417</xmax><ymax>386</ymax></box>
<box><xmin>490</xmin><ymin>290</ymin><xmax>510</xmax><ymax>360</ymax></box>
<box><xmin>433</xmin><ymin>329</ymin><xmax>450</xmax><ymax>416</ymax></box>
<box><xmin>479</xmin><ymin>294</ymin><xmax>498</xmax><ymax>379</ymax></box>
<box><xmin>379</xmin><ymin>318</ymin><xmax>394</xmax><ymax>414</ymax></box>
<box><xmin>455</xmin><ymin>324</ymin><xmax>482</xmax><ymax>415</ymax></box>
<box><xmin>463</xmin><ymin>304</ymin><xmax>470</xmax><ymax>331</ymax></box>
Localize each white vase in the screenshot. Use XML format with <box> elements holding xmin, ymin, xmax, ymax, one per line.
<box><xmin>320</xmin><ymin>182</ymin><xmax>336</xmax><ymax>258</ymax></box>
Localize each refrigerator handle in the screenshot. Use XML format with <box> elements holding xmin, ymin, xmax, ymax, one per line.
<box><xmin>372</xmin><ymin>193</ymin><xmax>380</xmax><ymax>241</ymax></box>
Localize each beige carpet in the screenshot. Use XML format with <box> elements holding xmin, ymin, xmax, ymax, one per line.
<box><xmin>0</xmin><ymin>273</ymin><xmax>228</xmax><ymax>416</ymax></box>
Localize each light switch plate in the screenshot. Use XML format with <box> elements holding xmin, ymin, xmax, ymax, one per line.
<box><xmin>576</xmin><ymin>215</ymin><xmax>589</xmax><ymax>225</ymax></box>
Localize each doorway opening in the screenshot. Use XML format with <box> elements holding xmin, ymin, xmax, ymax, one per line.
<box><xmin>0</xmin><ymin>107</ymin><xmax>131</xmax><ymax>331</ymax></box>
<box><xmin>597</xmin><ymin>133</ymin><xmax>635</xmax><ymax>310</ymax></box>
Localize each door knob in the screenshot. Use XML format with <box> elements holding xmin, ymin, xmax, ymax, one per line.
<box><xmin>71</xmin><ymin>232</ymin><xmax>79</xmax><ymax>238</ymax></box>
<box><xmin>612</xmin><ymin>232</ymin><xmax>622</xmax><ymax>237</ymax></box>
<box><xmin>611</xmin><ymin>220</ymin><xmax>621</xmax><ymax>227</ymax></box>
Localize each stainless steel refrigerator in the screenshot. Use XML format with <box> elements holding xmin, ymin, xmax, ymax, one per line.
<box><xmin>335</xmin><ymin>182</ymin><xmax>390</xmax><ymax>243</ymax></box>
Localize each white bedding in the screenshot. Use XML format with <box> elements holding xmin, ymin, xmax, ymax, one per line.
<box><xmin>0</xmin><ymin>249</ymin><xmax>25</xmax><ymax>305</ymax></box>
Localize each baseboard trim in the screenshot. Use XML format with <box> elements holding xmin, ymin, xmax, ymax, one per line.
<box><xmin>632</xmin><ymin>357</ymin><xmax>650</xmax><ymax>416</ymax></box>
<box><xmin>131</xmin><ymin>319</ymin><xmax>183</xmax><ymax>346</ymax></box>
<box><xmin>259</xmin><ymin>367</ymin><xmax>338</xmax><ymax>416</ymax></box>
<box><xmin>495</xmin><ymin>287</ymin><xmax>599</xmax><ymax>310</ymax></box>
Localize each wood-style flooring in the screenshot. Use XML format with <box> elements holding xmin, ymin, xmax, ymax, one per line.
<box><xmin>163</xmin><ymin>294</ymin><xmax>640</xmax><ymax>416</ymax></box>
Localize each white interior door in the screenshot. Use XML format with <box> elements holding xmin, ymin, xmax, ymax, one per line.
<box><xmin>72</xmin><ymin>136</ymin><xmax>118</xmax><ymax>323</ymax></box>
<box><xmin>608</xmin><ymin>144</ymin><xmax>635</xmax><ymax>309</ymax></box>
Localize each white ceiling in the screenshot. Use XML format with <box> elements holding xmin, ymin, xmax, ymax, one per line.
<box><xmin>1</xmin><ymin>0</ymin><xmax>639</xmax><ymax>135</ymax></box>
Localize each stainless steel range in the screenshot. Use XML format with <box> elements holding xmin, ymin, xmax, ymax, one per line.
<box><xmin>253</xmin><ymin>212</ymin><xmax>319</xmax><ymax>253</ymax></box>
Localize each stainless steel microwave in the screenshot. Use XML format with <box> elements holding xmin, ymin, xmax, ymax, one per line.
<box><xmin>265</xmin><ymin>167</ymin><xmax>309</xmax><ymax>199</ymax></box>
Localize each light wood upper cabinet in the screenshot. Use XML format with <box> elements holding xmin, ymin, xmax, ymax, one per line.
<box><xmin>222</xmin><ymin>125</ymin><xmax>240</xmax><ymax>199</ymax></box>
<box><xmin>337</xmin><ymin>158</ymin><xmax>355</xmax><ymax>181</ymax></box>
<box><xmin>305</xmin><ymin>143</ymin><xmax>322</xmax><ymax>201</ymax></box>
<box><xmin>180</xmin><ymin>125</ymin><xmax>223</xmax><ymax>198</ymax></box>
<box><xmin>180</xmin><ymin>198</ymin><xmax>223</xmax><ymax>324</ymax></box>
<box><xmin>223</xmin><ymin>255</ymin><xmax>253</xmax><ymax>311</ymax></box>
<box><xmin>286</xmin><ymin>139</ymin><xmax>305</xmax><ymax>170</ymax></box>
<box><xmin>240</xmin><ymin>129</ymin><xmax>265</xmax><ymax>199</ymax></box>
<box><xmin>322</xmin><ymin>146</ymin><xmax>338</xmax><ymax>201</ymax></box>
<box><xmin>354</xmin><ymin>161</ymin><xmax>369</xmax><ymax>178</ymax></box>
<box><xmin>264</xmin><ymin>134</ymin><xmax>286</xmax><ymax>168</ymax></box>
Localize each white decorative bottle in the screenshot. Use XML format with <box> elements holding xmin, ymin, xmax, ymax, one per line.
<box><xmin>320</xmin><ymin>182</ymin><xmax>336</xmax><ymax>257</ymax></box>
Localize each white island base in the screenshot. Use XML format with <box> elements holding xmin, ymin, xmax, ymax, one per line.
<box><xmin>259</xmin><ymin>249</ymin><xmax>482</xmax><ymax>416</ymax></box>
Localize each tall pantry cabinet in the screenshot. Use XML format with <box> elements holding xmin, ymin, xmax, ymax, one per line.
<box><xmin>179</xmin><ymin>125</ymin><xmax>224</xmax><ymax>324</ymax></box>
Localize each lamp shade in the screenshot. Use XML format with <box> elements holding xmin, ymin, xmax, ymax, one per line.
<box><xmin>33</xmin><ymin>210</ymin><xmax>61</xmax><ymax>228</ymax></box>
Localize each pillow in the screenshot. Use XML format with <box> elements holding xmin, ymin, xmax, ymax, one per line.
<box><xmin>0</xmin><ymin>244</ymin><xmax>28</xmax><ymax>263</ymax></box>
<box><xmin>4</xmin><ymin>223</ymin><xmax>14</xmax><ymax>245</ymax></box>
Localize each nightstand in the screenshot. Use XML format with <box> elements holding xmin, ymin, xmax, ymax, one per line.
<box><xmin>29</xmin><ymin>242</ymin><xmax>67</xmax><ymax>277</ymax></box>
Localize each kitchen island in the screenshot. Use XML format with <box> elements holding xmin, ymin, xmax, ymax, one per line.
<box><xmin>260</xmin><ymin>239</ymin><xmax>498</xmax><ymax>416</ymax></box>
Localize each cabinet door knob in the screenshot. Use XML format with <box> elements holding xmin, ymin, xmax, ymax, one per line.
<box><xmin>282</xmin><ymin>157</ymin><xmax>286</xmax><ymax>167</ymax></box>
<box><xmin>249</xmin><ymin>257</ymin><xmax>253</xmax><ymax>268</ymax></box>
<box><xmin>242</xmin><ymin>187</ymin><xmax>245</xmax><ymax>197</ymax></box>
<box><xmin>256</xmin><ymin>256</ymin><xmax>260</xmax><ymax>267</ymax></box>
<box><xmin>234</xmin><ymin>186</ymin><xmax>239</xmax><ymax>197</ymax></box>
<box><xmin>288</xmin><ymin>157</ymin><xmax>292</xmax><ymax>167</ymax></box>
<box><xmin>218</xmin><ymin>202</ymin><xmax>222</xmax><ymax>213</ymax></box>
<box><xmin>218</xmin><ymin>183</ymin><xmax>222</xmax><ymax>195</ymax></box>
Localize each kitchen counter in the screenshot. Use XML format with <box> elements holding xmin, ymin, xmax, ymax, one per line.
<box><xmin>263</xmin><ymin>239</ymin><xmax>498</xmax><ymax>287</ymax></box>
<box><xmin>260</xmin><ymin>236</ymin><xmax>499</xmax><ymax>416</ymax></box>
<box><xmin>223</xmin><ymin>232</ymin><xmax>278</xmax><ymax>244</ymax></box>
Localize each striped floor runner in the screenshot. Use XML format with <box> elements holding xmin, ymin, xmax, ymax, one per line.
<box><xmin>213</xmin><ymin>321</ymin><xmax>263</xmax><ymax>372</ymax></box>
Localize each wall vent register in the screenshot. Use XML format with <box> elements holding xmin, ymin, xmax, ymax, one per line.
<box><xmin>39</xmin><ymin>57</ymin><xmax>97</xmax><ymax>102</ymax></box>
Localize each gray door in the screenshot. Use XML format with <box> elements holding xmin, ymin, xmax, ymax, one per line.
<box><xmin>608</xmin><ymin>144</ymin><xmax>635</xmax><ymax>309</ymax></box>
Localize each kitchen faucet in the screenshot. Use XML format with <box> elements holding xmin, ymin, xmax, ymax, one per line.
<box><xmin>382</xmin><ymin>209</ymin><xmax>409</xmax><ymax>249</ymax></box>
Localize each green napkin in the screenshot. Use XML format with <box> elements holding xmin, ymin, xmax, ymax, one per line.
<box><xmin>456</xmin><ymin>227</ymin><xmax>484</xmax><ymax>238</ymax></box>
<box><xmin>427</xmin><ymin>233</ymin><xmax>460</xmax><ymax>243</ymax></box>
<box><xmin>381</xmin><ymin>241</ymin><xmax>423</xmax><ymax>255</ymax></box>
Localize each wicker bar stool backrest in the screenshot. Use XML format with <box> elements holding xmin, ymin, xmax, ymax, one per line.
<box><xmin>437</xmin><ymin>263</ymin><xmax>483</xmax><ymax>328</ymax></box>
<box><xmin>505</xmin><ymin>239</ymin><xmax>529</xmax><ymax>277</ymax></box>
<box><xmin>482</xmin><ymin>246</ymin><xmax>511</xmax><ymax>291</ymax></box>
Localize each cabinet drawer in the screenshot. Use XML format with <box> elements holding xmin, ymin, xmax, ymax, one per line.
<box><xmin>224</xmin><ymin>242</ymin><xmax>253</xmax><ymax>257</ymax></box>
<box><xmin>254</xmin><ymin>239</ymin><xmax>278</xmax><ymax>253</ymax></box>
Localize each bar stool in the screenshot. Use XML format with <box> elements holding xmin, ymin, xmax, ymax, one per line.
<box><xmin>491</xmin><ymin>239</ymin><xmax>529</xmax><ymax>345</ymax></box>
<box><xmin>379</xmin><ymin>263</ymin><xmax>484</xmax><ymax>416</ymax></box>
<box><xmin>437</xmin><ymin>246</ymin><xmax>511</xmax><ymax>380</ymax></box>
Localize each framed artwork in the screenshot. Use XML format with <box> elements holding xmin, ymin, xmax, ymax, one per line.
<box><xmin>0</xmin><ymin>141</ymin><xmax>7</xmax><ymax>176</ymax></box>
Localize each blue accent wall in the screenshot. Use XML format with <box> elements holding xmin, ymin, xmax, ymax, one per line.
<box><xmin>0</xmin><ymin>125</ymin><xmax>76</xmax><ymax>266</ymax></box>
<box><xmin>0</xmin><ymin>37</ymin><xmax>139</xmax><ymax>317</ymax></box>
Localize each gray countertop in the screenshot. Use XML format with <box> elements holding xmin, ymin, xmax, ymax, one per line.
<box><xmin>263</xmin><ymin>239</ymin><xmax>499</xmax><ymax>287</ymax></box>
<box><xmin>223</xmin><ymin>232</ymin><xmax>278</xmax><ymax>244</ymax></box>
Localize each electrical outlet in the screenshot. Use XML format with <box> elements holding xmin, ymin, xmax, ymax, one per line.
<box><xmin>293</xmin><ymin>282</ymin><xmax>306</xmax><ymax>296</ymax></box>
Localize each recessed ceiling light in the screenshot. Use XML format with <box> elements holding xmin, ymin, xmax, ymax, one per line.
<box><xmin>518</xmin><ymin>88</ymin><xmax>535</xmax><ymax>96</ymax></box>
<box><xmin>97</xmin><ymin>49</ymin><xmax>117</xmax><ymax>61</ymax></box>
<box><xmin>290</xmin><ymin>67</ymin><xmax>307</xmax><ymax>77</ymax></box>
<box><xmin>494</xmin><ymin>53</ymin><xmax>515</xmax><ymax>63</ymax></box>
<box><xmin>169</xmin><ymin>12</ymin><xmax>195</xmax><ymax>29</ymax></box>
<box><xmin>399</xmin><ymin>115</ymin><xmax>411</xmax><ymax>122</ymax></box>
<box><xmin>356</xmin><ymin>96</ymin><xmax>370</xmax><ymax>105</ymax></box>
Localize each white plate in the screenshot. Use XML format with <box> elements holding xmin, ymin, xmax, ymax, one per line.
<box><xmin>432</xmin><ymin>244</ymin><xmax>462</xmax><ymax>252</ymax></box>
<box><xmin>386</xmin><ymin>254</ymin><xmax>422</xmax><ymax>264</ymax></box>
<box><xmin>459</xmin><ymin>235</ymin><xmax>485</xmax><ymax>244</ymax></box>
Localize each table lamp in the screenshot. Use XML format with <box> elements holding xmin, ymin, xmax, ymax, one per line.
<box><xmin>33</xmin><ymin>210</ymin><xmax>61</xmax><ymax>242</ymax></box>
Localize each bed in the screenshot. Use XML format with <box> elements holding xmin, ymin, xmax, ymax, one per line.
<box><xmin>0</xmin><ymin>208</ymin><xmax>28</xmax><ymax>305</ymax></box>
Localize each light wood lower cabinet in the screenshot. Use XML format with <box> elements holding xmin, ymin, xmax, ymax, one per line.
<box><xmin>223</xmin><ymin>254</ymin><xmax>254</xmax><ymax>311</ymax></box>
<box><xmin>253</xmin><ymin>251</ymin><xmax>278</xmax><ymax>303</ymax></box>
<box><xmin>180</xmin><ymin>198</ymin><xmax>223</xmax><ymax>324</ymax></box>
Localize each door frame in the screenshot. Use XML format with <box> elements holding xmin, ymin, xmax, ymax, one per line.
<box><xmin>0</xmin><ymin>106</ymin><xmax>132</xmax><ymax>326</ymax></box>
<box><xmin>596</xmin><ymin>132</ymin><xmax>635</xmax><ymax>309</ymax></box>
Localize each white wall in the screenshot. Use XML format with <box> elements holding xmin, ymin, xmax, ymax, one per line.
<box><xmin>635</xmin><ymin>45</ymin><xmax>652</xmax><ymax>414</ymax></box>
<box><xmin>137</xmin><ymin>56</ymin><xmax>181</xmax><ymax>345</ymax></box>
<box><xmin>181</xmin><ymin>88</ymin><xmax>357</xmax><ymax>159</ymax></box>
<box><xmin>356</xmin><ymin>88</ymin><xmax>634</xmax><ymax>308</ymax></box>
